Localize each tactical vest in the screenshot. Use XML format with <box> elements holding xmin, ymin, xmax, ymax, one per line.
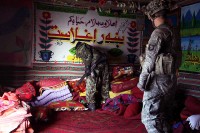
<box><xmin>154</xmin><ymin>26</ymin><xmax>176</xmax><ymax>75</ymax></box>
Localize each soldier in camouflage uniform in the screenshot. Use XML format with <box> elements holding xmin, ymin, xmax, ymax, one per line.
<box><xmin>75</xmin><ymin>42</ymin><xmax>110</xmax><ymax>111</ymax></box>
<box><xmin>137</xmin><ymin>0</ymin><xmax>181</xmax><ymax>132</ymax></box>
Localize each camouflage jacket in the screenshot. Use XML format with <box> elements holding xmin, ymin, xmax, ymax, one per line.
<box><xmin>76</xmin><ymin>43</ymin><xmax>103</xmax><ymax>67</ymax></box>
<box><xmin>137</xmin><ymin>24</ymin><xmax>178</xmax><ymax>91</ymax></box>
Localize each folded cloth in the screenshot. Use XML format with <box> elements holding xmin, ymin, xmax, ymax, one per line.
<box><xmin>102</xmin><ymin>94</ymin><xmax>139</xmax><ymax>112</ymax></box>
<box><xmin>0</xmin><ymin>105</ymin><xmax>31</xmax><ymax>133</ymax></box>
<box><xmin>0</xmin><ymin>92</ymin><xmax>19</xmax><ymax>115</ymax></box>
<box><xmin>31</xmin><ymin>85</ymin><xmax>73</xmax><ymax>107</ymax></box>
<box><xmin>186</xmin><ymin>114</ymin><xmax>200</xmax><ymax>130</ymax></box>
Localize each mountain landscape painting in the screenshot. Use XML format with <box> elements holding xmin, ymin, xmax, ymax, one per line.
<box><xmin>180</xmin><ymin>2</ymin><xmax>200</xmax><ymax>73</ymax></box>
<box><xmin>181</xmin><ymin>2</ymin><xmax>200</xmax><ymax>37</ymax></box>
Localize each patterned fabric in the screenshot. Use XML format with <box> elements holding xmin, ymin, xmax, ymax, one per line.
<box><xmin>48</xmin><ymin>100</ymin><xmax>87</xmax><ymax>111</ymax></box>
<box><xmin>102</xmin><ymin>94</ymin><xmax>138</xmax><ymax>112</ymax></box>
<box><xmin>15</xmin><ymin>82</ymin><xmax>36</xmax><ymax>101</ymax></box>
<box><xmin>111</xmin><ymin>77</ymin><xmax>138</xmax><ymax>93</ymax></box>
<box><xmin>0</xmin><ymin>101</ymin><xmax>32</xmax><ymax>133</ymax></box>
<box><xmin>0</xmin><ymin>92</ymin><xmax>19</xmax><ymax>115</ymax></box>
<box><xmin>112</xmin><ymin>64</ymin><xmax>134</xmax><ymax>79</ymax></box>
<box><xmin>31</xmin><ymin>85</ymin><xmax>72</xmax><ymax>107</ymax></box>
<box><xmin>67</xmin><ymin>80</ymin><xmax>86</xmax><ymax>92</ymax></box>
<box><xmin>36</xmin><ymin>78</ymin><xmax>64</xmax><ymax>88</ymax></box>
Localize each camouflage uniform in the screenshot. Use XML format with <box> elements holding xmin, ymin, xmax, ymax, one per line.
<box><xmin>137</xmin><ymin>0</ymin><xmax>179</xmax><ymax>132</ymax></box>
<box><xmin>76</xmin><ymin>43</ymin><xmax>110</xmax><ymax>105</ymax></box>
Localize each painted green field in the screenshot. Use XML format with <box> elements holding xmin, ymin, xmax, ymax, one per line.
<box><xmin>179</xmin><ymin>51</ymin><xmax>200</xmax><ymax>73</ymax></box>
<box><xmin>181</xmin><ymin>28</ymin><xmax>200</xmax><ymax>37</ymax></box>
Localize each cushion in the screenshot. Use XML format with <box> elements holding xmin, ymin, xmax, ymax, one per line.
<box><xmin>15</xmin><ymin>82</ymin><xmax>36</xmax><ymax>101</ymax></box>
<box><xmin>36</xmin><ymin>78</ymin><xmax>64</xmax><ymax>88</ymax></box>
<box><xmin>184</xmin><ymin>96</ymin><xmax>200</xmax><ymax>114</ymax></box>
<box><xmin>180</xmin><ymin>96</ymin><xmax>200</xmax><ymax>120</ymax></box>
<box><xmin>67</xmin><ymin>80</ymin><xmax>86</xmax><ymax>92</ymax></box>
<box><xmin>48</xmin><ymin>100</ymin><xmax>87</xmax><ymax>111</ymax></box>
<box><xmin>111</xmin><ymin>77</ymin><xmax>138</xmax><ymax>93</ymax></box>
<box><xmin>112</xmin><ymin>64</ymin><xmax>134</xmax><ymax>79</ymax></box>
<box><xmin>124</xmin><ymin>102</ymin><xmax>142</xmax><ymax>119</ymax></box>
<box><xmin>131</xmin><ymin>86</ymin><xmax>144</xmax><ymax>100</ymax></box>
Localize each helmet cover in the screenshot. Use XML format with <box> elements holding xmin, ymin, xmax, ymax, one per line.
<box><xmin>144</xmin><ymin>0</ymin><xmax>169</xmax><ymax>19</ymax></box>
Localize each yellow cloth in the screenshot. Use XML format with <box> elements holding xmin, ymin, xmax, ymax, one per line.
<box><xmin>109</xmin><ymin>90</ymin><xmax>132</xmax><ymax>98</ymax></box>
<box><xmin>80</xmin><ymin>90</ymin><xmax>132</xmax><ymax>99</ymax></box>
<box><xmin>80</xmin><ymin>91</ymin><xmax>86</xmax><ymax>96</ymax></box>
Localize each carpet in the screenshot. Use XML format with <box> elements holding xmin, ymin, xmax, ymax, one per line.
<box><xmin>33</xmin><ymin>111</ymin><xmax>147</xmax><ymax>133</ymax></box>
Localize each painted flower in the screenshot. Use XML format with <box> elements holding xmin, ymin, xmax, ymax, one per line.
<box><xmin>42</xmin><ymin>12</ymin><xmax>51</xmax><ymax>19</ymax></box>
<box><xmin>130</xmin><ymin>21</ymin><xmax>136</xmax><ymax>29</ymax></box>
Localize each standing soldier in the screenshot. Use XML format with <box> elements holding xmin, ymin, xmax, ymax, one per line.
<box><xmin>75</xmin><ymin>42</ymin><xmax>110</xmax><ymax>111</ymax></box>
<box><xmin>137</xmin><ymin>0</ymin><xmax>181</xmax><ymax>132</ymax></box>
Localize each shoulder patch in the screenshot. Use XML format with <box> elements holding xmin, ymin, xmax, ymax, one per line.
<box><xmin>148</xmin><ymin>44</ymin><xmax>155</xmax><ymax>51</ymax></box>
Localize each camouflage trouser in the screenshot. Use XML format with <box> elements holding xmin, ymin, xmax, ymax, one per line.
<box><xmin>142</xmin><ymin>75</ymin><xmax>176</xmax><ymax>133</ymax></box>
<box><xmin>86</xmin><ymin>62</ymin><xmax>110</xmax><ymax>104</ymax></box>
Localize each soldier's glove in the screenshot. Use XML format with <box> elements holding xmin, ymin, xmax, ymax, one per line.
<box><xmin>85</xmin><ymin>66</ymin><xmax>91</xmax><ymax>76</ymax></box>
<box><xmin>186</xmin><ymin>114</ymin><xmax>200</xmax><ymax>130</ymax></box>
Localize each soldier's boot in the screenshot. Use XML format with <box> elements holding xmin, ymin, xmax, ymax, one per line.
<box><xmin>88</xmin><ymin>103</ymin><xmax>96</xmax><ymax>111</ymax></box>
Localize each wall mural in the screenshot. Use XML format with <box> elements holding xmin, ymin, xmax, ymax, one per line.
<box><xmin>33</xmin><ymin>3</ymin><xmax>141</xmax><ymax>64</ymax></box>
<box><xmin>0</xmin><ymin>0</ymin><xmax>33</xmax><ymax>67</ymax></box>
<box><xmin>180</xmin><ymin>2</ymin><xmax>200</xmax><ymax>73</ymax></box>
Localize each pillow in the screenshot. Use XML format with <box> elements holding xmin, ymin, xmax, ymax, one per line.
<box><xmin>184</xmin><ymin>96</ymin><xmax>200</xmax><ymax>114</ymax></box>
<box><xmin>124</xmin><ymin>102</ymin><xmax>142</xmax><ymax>119</ymax></box>
<box><xmin>48</xmin><ymin>100</ymin><xmax>87</xmax><ymax>111</ymax></box>
<box><xmin>180</xmin><ymin>96</ymin><xmax>200</xmax><ymax>120</ymax></box>
<box><xmin>111</xmin><ymin>77</ymin><xmax>138</xmax><ymax>93</ymax></box>
<box><xmin>36</xmin><ymin>78</ymin><xmax>64</xmax><ymax>88</ymax></box>
<box><xmin>131</xmin><ymin>86</ymin><xmax>144</xmax><ymax>100</ymax></box>
<box><xmin>15</xmin><ymin>82</ymin><xmax>36</xmax><ymax>101</ymax></box>
<box><xmin>112</xmin><ymin>64</ymin><xmax>134</xmax><ymax>79</ymax></box>
<box><xmin>67</xmin><ymin>80</ymin><xmax>86</xmax><ymax>92</ymax></box>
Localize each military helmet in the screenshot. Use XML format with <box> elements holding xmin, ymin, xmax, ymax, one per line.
<box><xmin>144</xmin><ymin>0</ymin><xmax>169</xmax><ymax>19</ymax></box>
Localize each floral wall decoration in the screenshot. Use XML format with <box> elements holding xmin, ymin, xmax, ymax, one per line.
<box><xmin>34</xmin><ymin>2</ymin><xmax>142</xmax><ymax>64</ymax></box>
<box><xmin>38</xmin><ymin>11</ymin><xmax>53</xmax><ymax>62</ymax></box>
<box><xmin>126</xmin><ymin>21</ymin><xmax>140</xmax><ymax>63</ymax></box>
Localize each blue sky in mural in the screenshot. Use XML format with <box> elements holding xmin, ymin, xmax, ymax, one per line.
<box><xmin>181</xmin><ymin>2</ymin><xmax>200</xmax><ymax>18</ymax></box>
<box><xmin>181</xmin><ymin>36</ymin><xmax>200</xmax><ymax>50</ymax></box>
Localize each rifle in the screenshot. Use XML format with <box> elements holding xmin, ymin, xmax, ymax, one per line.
<box><xmin>76</xmin><ymin>56</ymin><xmax>107</xmax><ymax>86</ymax></box>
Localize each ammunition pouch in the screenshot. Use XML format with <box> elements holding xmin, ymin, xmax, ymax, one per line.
<box><xmin>155</xmin><ymin>53</ymin><xmax>175</xmax><ymax>75</ymax></box>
